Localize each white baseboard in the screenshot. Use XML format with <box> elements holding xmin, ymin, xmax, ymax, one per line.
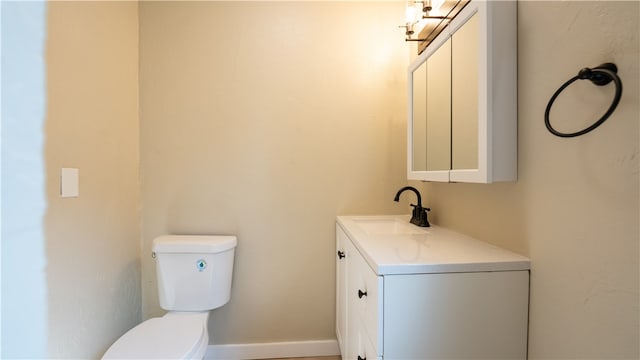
<box><xmin>204</xmin><ymin>339</ymin><xmax>340</xmax><ymax>360</ymax></box>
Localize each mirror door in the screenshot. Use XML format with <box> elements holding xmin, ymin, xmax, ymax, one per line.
<box><xmin>426</xmin><ymin>38</ymin><xmax>451</xmax><ymax>173</ymax></box>
<box><xmin>451</xmin><ymin>12</ymin><xmax>479</xmax><ymax>171</ymax></box>
<box><xmin>408</xmin><ymin>36</ymin><xmax>452</xmax><ymax>182</ymax></box>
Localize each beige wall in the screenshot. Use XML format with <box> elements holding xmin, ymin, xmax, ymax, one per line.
<box><xmin>139</xmin><ymin>1</ymin><xmax>408</xmax><ymax>344</ymax></box>
<box><xmin>45</xmin><ymin>2</ymin><xmax>141</xmax><ymax>358</ymax></box>
<box><xmin>418</xmin><ymin>1</ymin><xmax>639</xmax><ymax>358</ymax></box>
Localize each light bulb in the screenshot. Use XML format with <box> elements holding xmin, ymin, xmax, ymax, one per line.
<box><xmin>405</xmin><ymin>3</ymin><xmax>420</xmax><ymax>25</ymax></box>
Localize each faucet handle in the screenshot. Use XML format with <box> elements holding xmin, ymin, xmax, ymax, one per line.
<box><xmin>409</xmin><ymin>204</ymin><xmax>431</xmax><ymax>227</ymax></box>
<box><xmin>409</xmin><ymin>204</ymin><xmax>431</xmax><ymax>211</ymax></box>
<box><xmin>410</xmin><ymin>204</ymin><xmax>430</xmax><ymax>211</ymax></box>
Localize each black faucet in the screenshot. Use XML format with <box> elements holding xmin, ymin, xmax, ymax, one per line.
<box><xmin>394</xmin><ymin>186</ymin><xmax>430</xmax><ymax>227</ymax></box>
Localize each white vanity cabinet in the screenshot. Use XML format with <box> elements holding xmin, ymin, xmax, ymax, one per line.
<box><xmin>408</xmin><ymin>0</ymin><xmax>517</xmax><ymax>183</ymax></box>
<box><xmin>336</xmin><ymin>216</ymin><xmax>530</xmax><ymax>359</ymax></box>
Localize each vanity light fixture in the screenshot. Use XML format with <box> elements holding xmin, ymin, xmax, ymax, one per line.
<box><xmin>400</xmin><ymin>0</ymin><xmax>448</xmax><ymax>42</ymax></box>
<box><xmin>400</xmin><ymin>0</ymin><xmax>471</xmax><ymax>53</ymax></box>
<box><xmin>422</xmin><ymin>0</ymin><xmax>448</xmax><ymax>19</ymax></box>
<box><xmin>400</xmin><ymin>1</ymin><xmax>426</xmax><ymax>42</ymax></box>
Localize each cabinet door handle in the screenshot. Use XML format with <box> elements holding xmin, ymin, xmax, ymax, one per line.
<box><xmin>358</xmin><ymin>289</ymin><xmax>367</xmax><ymax>298</ymax></box>
<box><xmin>337</xmin><ymin>250</ymin><xmax>345</xmax><ymax>259</ymax></box>
<box><xmin>357</xmin><ymin>356</ymin><xmax>366</xmax><ymax>360</ymax></box>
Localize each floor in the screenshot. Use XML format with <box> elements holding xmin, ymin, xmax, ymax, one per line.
<box><xmin>266</xmin><ymin>357</ymin><xmax>341</xmax><ymax>360</ymax></box>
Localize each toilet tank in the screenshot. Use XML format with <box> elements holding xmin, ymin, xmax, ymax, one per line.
<box><xmin>153</xmin><ymin>235</ymin><xmax>237</xmax><ymax>311</ymax></box>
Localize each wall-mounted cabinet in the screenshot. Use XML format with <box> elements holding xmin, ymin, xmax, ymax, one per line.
<box><xmin>408</xmin><ymin>0</ymin><xmax>517</xmax><ymax>183</ymax></box>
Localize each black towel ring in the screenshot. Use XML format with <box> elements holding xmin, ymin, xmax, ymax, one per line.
<box><xmin>544</xmin><ymin>62</ymin><xmax>623</xmax><ymax>138</ymax></box>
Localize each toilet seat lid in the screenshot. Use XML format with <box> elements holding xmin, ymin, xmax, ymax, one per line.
<box><xmin>103</xmin><ymin>313</ymin><xmax>207</xmax><ymax>359</ymax></box>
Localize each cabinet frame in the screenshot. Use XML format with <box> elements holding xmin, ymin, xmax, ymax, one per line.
<box><xmin>407</xmin><ymin>0</ymin><xmax>517</xmax><ymax>183</ymax></box>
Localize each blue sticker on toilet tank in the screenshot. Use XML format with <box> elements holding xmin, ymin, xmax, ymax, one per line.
<box><xmin>196</xmin><ymin>259</ymin><xmax>207</xmax><ymax>272</ymax></box>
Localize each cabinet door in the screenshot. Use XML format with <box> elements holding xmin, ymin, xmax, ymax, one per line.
<box><xmin>353</xmin><ymin>246</ymin><xmax>383</xmax><ymax>355</ymax></box>
<box><xmin>451</xmin><ymin>12</ymin><xmax>479</xmax><ymax>171</ymax></box>
<box><xmin>426</xmin><ymin>38</ymin><xmax>452</xmax><ymax>175</ymax></box>
<box><xmin>344</xmin><ymin>235</ymin><xmax>383</xmax><ymax>360</ymax></box>
<box><xmin>359</xmin><ymin>328</ymin><xmax>382</xmax><ymax>360</ymax></box>
<box><xmin>408</xmin><ymin>34</ymin><xmax>451</xmax><ymax>182</ymax></box>
<box><xmin>335</xmin><ymin>226</ymin><xmax>348</xmax><ymax>355</ymax></box>
<box><xmin>447</xmin><ymin>1</ymin><xmax>517</xmax><ymax>182</ymax></box>
<box><xmin>344</xmin><ymin>234</ymin><xmax>361</xmax><ymax>360</ymax></box>
<box><xmin>411</xmin><ymin>59</ymin><xmax>427</xmax><ymax>173</ymax></box>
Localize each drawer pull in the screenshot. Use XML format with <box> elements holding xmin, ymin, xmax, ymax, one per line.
<box><xmin>337</xmin><ymin>250</ymin><xmax>345</xmax><ymax>259</ymax></box>
<box><xmin>358</xmin><ymin>289</ymin><xmax>367</xmax><ymax>298</ymax></box>
<box><xmin>357</xmin><ymin>356</ymin><xmax>366</xmax><ymax>360</ymax></box>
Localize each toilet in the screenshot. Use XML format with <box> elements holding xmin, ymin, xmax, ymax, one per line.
<box><xmin>103</xmin><ymin>235</ymin><xmax>237</xmax><ymax>359</ymax></box>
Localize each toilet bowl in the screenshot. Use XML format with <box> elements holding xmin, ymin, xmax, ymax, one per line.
<box><xmin>103</xmin><ymin>235</ymin><xmax>237</xmax><ymax>360</ymax></box>
<box><xmin>102</xmin><ymin>312</ymin><xmax>209</xmax><ymax>359</ymax></box>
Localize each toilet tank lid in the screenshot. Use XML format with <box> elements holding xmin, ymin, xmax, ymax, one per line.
<box><xmin>153</xmin><ymin>235</ymin><xmax>237</xmax><ymax>254</ymax></box>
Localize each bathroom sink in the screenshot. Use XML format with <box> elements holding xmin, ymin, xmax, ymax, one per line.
<box><xmin>352</xmin><ymin>218</ymin><xmax>426</xmax><ymax>236</ymax></box>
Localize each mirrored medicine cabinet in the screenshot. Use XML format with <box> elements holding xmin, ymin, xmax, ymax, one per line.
<box><xmin>408</xmin><ymin>0</ymin><xmax>517</xmax><ymax>183</ymax></box>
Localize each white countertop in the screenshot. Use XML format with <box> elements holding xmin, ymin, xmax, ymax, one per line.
<box><xmin>337</xmin><ymin>215</ymin><xmax>530</xmax><ymax>275</ymax></box>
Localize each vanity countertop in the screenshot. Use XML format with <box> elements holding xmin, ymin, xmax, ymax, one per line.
<box><xmin>337</xmin><ymin>215</ymin><xmax>530</xmax><ymax>275</ymax></box>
